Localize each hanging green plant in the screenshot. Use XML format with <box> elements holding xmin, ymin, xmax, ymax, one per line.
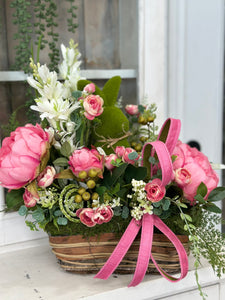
<box><xmin>34</xmin><ymin>0</ymin><xmax>48</xmax><ymax>52</ymax></box>
<box><xmin>66</xmin><ymin>0</ymin><xmax>78</xmax><ymax>33</ymax></box>
<box><xmin>44</xmin><ymin>0</ymin><xmax>60</xmax><ymax>71</ymax></box>
<box><xmin>10</xmin><ymin>0</ymin><xmax>33</xmax><ymax>73</ymax></box>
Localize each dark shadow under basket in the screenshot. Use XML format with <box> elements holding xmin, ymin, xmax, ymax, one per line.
<box><xmin>49</xmin><ymin>233</ymin><xmax>190</xmax><ymax>274</ymax></box>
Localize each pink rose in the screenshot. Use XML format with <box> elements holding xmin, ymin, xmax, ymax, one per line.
<box><xmin>23</xmin><ymin>189</ymin><xmax>39</xmax><ymax>208</ymax></box>
<box><xmin>174</xmin><ymin>168</ymin><xmax>191</xmax><ymax>186</ymax></box>
<box><xmin>105</xmin><ymin>154</ymin><xmax>118</xmax><ymax>170</ymax></box>
<box><xmin>145</xmin><ymin>178</ymin><xmax>166</xmax><ymax>202</ymax></box>
<box><xmin>83</xmin><ymin>83</ymin><xmax>96</xmax><ymax>94</ymax></box>
<box><xmin>0</xmin><ymin>124</ymin><xmax>49</xmax><ymax>189</ymax></box>
<box><xmin>125</xmin><ymin>104</ymin><xmax>139</xmax><ymax>115</ymax></box>
<box><xmin>37</xmin><ymin>166</ymin><xmax>56</xmax><ymax>188</ymax></box>
<box><xmin>122</xmin><ymin>147</ymin><xmax>139</xmax><ymax>165</ymax></box>
<box><xmin>172</xmin><ymin>141</ymin><xmax>219</xmax><ymax>203</ymax></box>
<box><xmin>115</xmin><ymin>146</ymin><xmax>126</xmax><ymax>157</ymax></box>
<box><xmin>92</xmin><ymin>206</ymin><xmax>113</xmax><ymax>224</ymax></box>
<box><xmin>69</xmin><ymin>147</ymin><xmax>103</xmax><ymax>177</ymax></box>
<box><xmin>79</xmin><ymin>208</ymin><xmax>96</xmax><ymax>227</ymax></box>
<box><xmin>83</xmin><ymin>95</ymin><xmax>104</xmax><ymax>120</ymax></box>
<box><xmin>115</xmin><ymin>146</ymin><xmax>139</xmax><ymax>164</ymax></box>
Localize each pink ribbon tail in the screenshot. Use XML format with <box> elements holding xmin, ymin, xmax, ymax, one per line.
<box><xmin>150</xmin><ymin>214</ymin><xmax>189</xmax><ymax>282</ymax></box>
<box><xmin>94</xmin><ymin>218</ymin><xmax>141</xmax><ymax>280</ymax></box>
<box><xmin>128</xmin><ymin>213</ymin><xmax>154</xmax><ymax>287</ymax></box>
<box><xmin>94</xmin><ymin>214</ymin><xmax>189</xmax><ymax>286</ymax></box>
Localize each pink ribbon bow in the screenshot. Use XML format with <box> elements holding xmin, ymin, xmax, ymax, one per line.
<box><xmin>94</xmin><ymin>118</ymin><xmax>188</xmax><ymax>286</ymax></box>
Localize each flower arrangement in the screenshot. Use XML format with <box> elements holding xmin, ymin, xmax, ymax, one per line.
<box><xmin>1</xmin><ymin>40</ymin><xmax>225</xmax><ymax>299</ymax></box>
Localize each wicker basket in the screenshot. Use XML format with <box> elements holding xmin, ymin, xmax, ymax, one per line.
<box><xmin>49</xmin><ymin>233</ymin><xmax>189</xmax><ymax>274</ymax></box>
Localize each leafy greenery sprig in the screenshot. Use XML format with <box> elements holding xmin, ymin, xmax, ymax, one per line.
<box><xmin>174</xmin><ymin>199</ymin><xmax>207</xmax><ymax>300</ymax></box>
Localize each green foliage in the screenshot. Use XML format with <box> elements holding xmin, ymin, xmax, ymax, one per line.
<box><xmin>192</xmin><ymin>211</ymin><xmax>225</xmax><ymax>278</ymax></box>
<box><xmin>18</xmin><ymin>205</ymin><xmax>28</xmax><ymax>216</ymax></box>
<box><xmin>1</xmin><ymin>106</ymin><xmax>21</xmax><ymax>137</ymax></box>
<box><xmin>5</xmin><ymin>189</ymin><xmax>24</xmax><ymax>211</ymax></box>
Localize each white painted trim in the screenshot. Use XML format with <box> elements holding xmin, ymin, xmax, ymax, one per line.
<box><xmin>0</xmin><ymin>69</ymin><xmax>137</xmax><ymax>82</ymax></box>
<box><xmin>138</xmin><ymin>0</ymin><xmax>168</xmax><ymax>127</ymax></box>
<box><xmin>167</xmin><ymin>0</ymin><xmax>187</xmax><ymax>140</ymax></box>
<box><xmin>0</xmin><ymin>211</ymin><xmax>46</xmax><ymax>247</ymax></box>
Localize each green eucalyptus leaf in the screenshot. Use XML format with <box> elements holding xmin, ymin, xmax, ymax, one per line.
<box><xmin>18</xmin><ymin>205</ymin><xmax>28</xmax><ymax>216</ymax></box>
<box><xmin>57</xmin><ymin>217</ymin><xmax>68</xmax><ymax>226</ymax></box>
<box><xmin>162</xmin><ymin>199</ymin><xmax>171</xmax><ymax>211</ymax></box>
<box><xmin>32</xmin><ymin>208</ymin><xmax>45</xmax><ymax>222</ymax></box>
<box><xmin>153</xmin><ymin>207</ymin><xmax>162</xmax><ymax>215</ymax></box>
<box><xmin>54</xmin><ymin>210</ymin><xmax>63</xmax><ymax>217</ymax></box>
<box><xmin>148</xmin><ymin>156</ymin><xmax>156</xmax><ymax>165</ymax></box>
<box><xmin>72</xmin><ymin>90</ymin><xmax>82</xmax><ymax>100</ymax></box>
<box><xmin>121</xmin><ymin>206</ymin><xmax>129</xmax><ymax>219</ymax></box>
<box><xmin>113</xmin><ymin>206</ymin><xmax>122</xmax><ymax>216</ymax></box>
<box><xmin>153</xmin><ymin>200</ymin><xmax>162</xmax><ymax>208</ymax></box>
<box><xmin>128</xmin><ymin>151</ymin><xmax>138</xmax><ymax>160</ymax></box>
<box><xmin>6</xmin><ymin>189</ymin><xmax>24</xmax><ymax>211</ymax></box>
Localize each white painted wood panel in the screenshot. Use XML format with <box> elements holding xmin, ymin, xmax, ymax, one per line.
<box><xmin>167</xmin><ymin>0</ymin><xmax>224</xmax><ymax>164</ymax></box>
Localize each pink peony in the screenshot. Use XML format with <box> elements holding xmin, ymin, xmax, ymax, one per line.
<box><xmin>125</xmin><ymin>104</ymin><xmax>139</xmax><ymax>116</ymax></box>
<box><xmin>83</xmin><ymin>83</ymin><xmax>96</xmax><ymax>94</ymax></box>
<box><xmin>23</xmin><ymin>189</ymin><xmax>39</xmax><ymax>208</ymax></box>
<box><xmin>83</xmin><ymin>95</ymin><xmax>104</xmax><ymax>120</ymax></box>
<box><xmin>145</xmin><ymin>178</ymin><xmax>166</xmax><ymax>202</ymax></box>
<box><xmin>105</xmin><ymin>154</ymin><xmax>118</xmax><ymax>170</ymax></box>
<box><xmin>172</xmin><ymin>141</ymin><xmax>219</xmax><ymax>202</ymax></box>
<box><xmin>115</xmin><ymin>146</ymin><xmax>126</xmax><ymax>157</ymax></box>
<box><xmin>79</xmin><ymin>208</ymin><xmax>96</xmax><ymax>227</ymax></box>
<box><xmin>37</xmin><ymin>166</ymin><xmax>56</xmax><ymax>188</ymax></box>
<box><xmin>69</xmin><ymin>147</ymin><xmax>103</xmax><ymax>177</ymax></box>
<box><xmin>92</xmin><ymin>206</ymin><xmax>113</xmax><ymax>224</ymax></box>
<box><xmin>0</xmin><ymin>124</ymin><xmax>49</xmax><ymax>189</ymax></box>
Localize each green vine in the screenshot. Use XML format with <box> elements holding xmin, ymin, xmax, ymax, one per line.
<box><xmin>66</xmin><ymin>0</ymin><xmax>78</xmax><ymax>33</ymax></box>
<box><xmin>44</xmin><ymin>0</ymin><xmax>59</xmax><ymax>71</ymax></box>
<box><xmin>10</xmin><ymin>0</ymin><xmax>33</xmax><ymax>73</ymax></box>
<box><xmin>34</xmin><ymin>0</ymin><xmax>48</xmax><ymax>52</ymax></box>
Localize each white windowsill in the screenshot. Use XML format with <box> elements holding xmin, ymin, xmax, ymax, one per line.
<box><xmin>0</xmin><ymin>239</ymin><xmax>224</xmax><ymax>300</ymax></box>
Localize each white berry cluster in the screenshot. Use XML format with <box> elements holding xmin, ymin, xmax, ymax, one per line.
<box><xmin>104</xmin><ymin>196</ymin><xmax>121</xmax><ymax>208</ymax></box>
<box><xmin>128</xmin><ymin>179</ymin><xmax>154</xmax><ymax>220</ymax></box>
